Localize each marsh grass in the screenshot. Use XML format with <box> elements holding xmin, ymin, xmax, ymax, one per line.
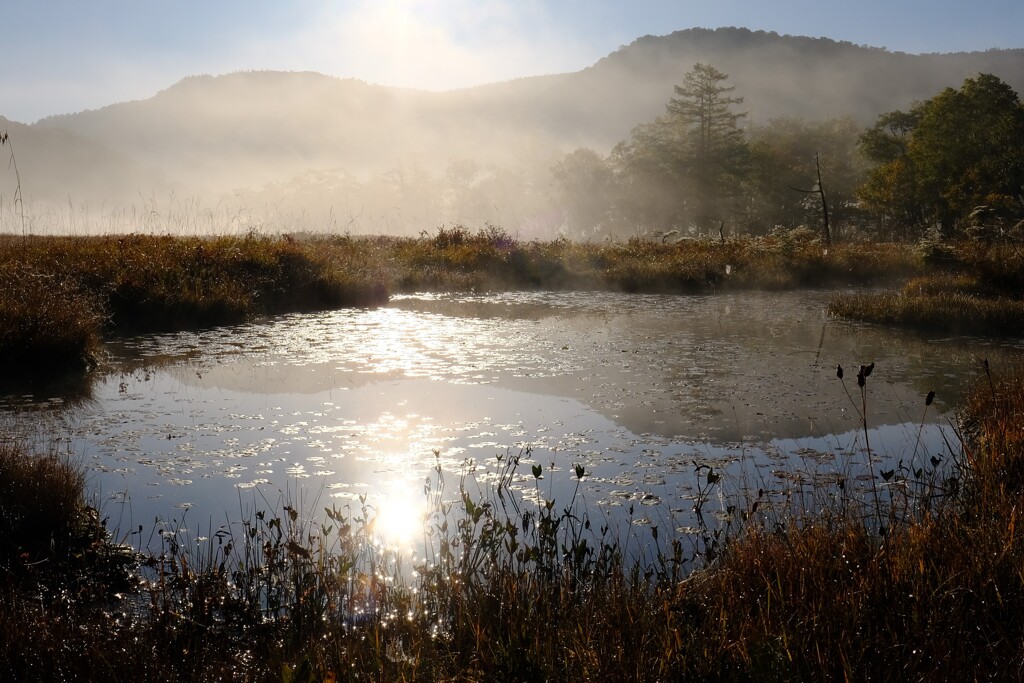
<box><xmin>830</xmin><ymin>289</ymin><xmax>1024</xmax><ymax>335</ymax></box>
<box><xmin>692</xmin><ymin>364</ymin><xmax>1024</xmax><ymax>681</ymax></box>
<box><xmin>0</xmin><ymin>441</ymin><xmax>134</xmax><ymax>594</ymax></box>
<box><xmin>7</xmin><ymin>226</ymin><xmax>1024</xmax><ymax>678</ymax></box>
<box><xmin>0</xmin><ymin>233</ymin><xmax>388</xmax><ymax>373</ymax></box>
<box><xmin>379</xmin><ymin>227</ymin><xmax>919</xmax><ymax>294</ymax></box>
<box><xmin>1</xmin><ymin>228</ymin><xmax>923</xmax><ymax>376</ymax></box>
<box><xmin>0</xmin><ymin>262</ymin><xmax>105</xmax><ymax>372</ymax></box>
<box><xmin>8</xmin><ymin>360</ymin><xmax>1024</xmax><ymax>680</ymax></box>
<box><xmin>829</xmin><ymin>241</ymin><xmax>1024</xmax><ymax>335</ymax></box>
<box><xmin>0</xmin><ymin>441</ymin><xmax>87</xmax><ymax>573</ymax></box>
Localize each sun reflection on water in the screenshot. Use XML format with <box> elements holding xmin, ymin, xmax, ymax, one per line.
<box><xmin>370</xmin><ymin>479</ymin><xmax>427</xmax><ymax>550</ymax></box>
<box><xmin>5</xmin><ymin>290</ymin><xmax>1014</xmax><ymax>554</ymax></box>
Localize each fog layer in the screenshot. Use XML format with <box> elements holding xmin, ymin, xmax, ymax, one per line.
<box><xmin>3</xmin><ymin>28</ymin><xmax>1023</xmax><ymax>236</ymax></box>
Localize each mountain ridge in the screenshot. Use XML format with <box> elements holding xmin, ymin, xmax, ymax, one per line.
<box><xmin>3</xmin><ymin>27</ymin><xmax>1023</xmax><ymax>231</ymax></box>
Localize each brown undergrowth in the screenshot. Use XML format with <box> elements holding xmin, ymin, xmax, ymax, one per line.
<box><xmin>829</xmin><ymin>240</ymin><xmax>1024</xmax><ymax>335</ymax></box>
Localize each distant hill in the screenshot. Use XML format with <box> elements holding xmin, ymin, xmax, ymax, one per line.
<box><xmin>5</xmin><ymin>27</ymin><xmax>1023</xmax><ymax>233</ymax></box>
<box><xmin>0</xmin><ymin>116</ymin><xmax>167</xmax><ymax>211</ymax></box>
<box><xmin>577</xmin><ymin>28</ymin><xmax>1024</xmax><ymax>132</ymax></box>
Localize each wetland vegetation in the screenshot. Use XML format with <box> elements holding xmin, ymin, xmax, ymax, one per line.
<box><xmin>2</xmin><ymin>360</ymin><xmax>1024</xmax><ymax>680</ymax></box>
<box><xmin>2</xmin><ymin>226</ymin><xmax>1024</xmax><ymax>680</ymax></box>
<box><xmin>4</xmin><ymin>227</ymin><xmax>1024</xmax><ymax>380</ymax></box>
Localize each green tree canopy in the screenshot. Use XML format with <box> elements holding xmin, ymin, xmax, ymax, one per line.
<box><xmin>551</xmin><ymin>147</ymin><xmax>615</xmax><ymax>236</ymax></box>
<box><xmin>859</xmin><ymin>74</ymin><xmax>1024</xmax><ymax>239</ymax></box>
<box><xmin>666</xmin><ymin>63</ymin><xmax>749</xmax><ymax>231</ymax></box>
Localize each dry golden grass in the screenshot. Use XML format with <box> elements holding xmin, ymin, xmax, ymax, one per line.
<box><xmin>682</xmin><ymin>362</ymin><xmax>1024</xmax><ymax>680</ymax></box>
<box><xmin>829</xmin><ymin>241</ymin><xmax>1024</xmax><ymax>335</ymax></box>
<box><xmin>0</xmin><ymin>229</ymin><xmax>923</xmax><ymax>375</ymax></box>
<box><xmin>0</xmin><ymin>233</ymin><xmax>388</xmax><ymax>372</ymax></box>
<box><xmin>10</xmin><ymin>228</ymin><xmax>1024</xmax><ymax>678</ymax></box>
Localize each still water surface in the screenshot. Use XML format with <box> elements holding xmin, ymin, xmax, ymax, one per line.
<box><xmin>3</xmin><ymin>290</ymin><xmax>1018</xmax><ymax>550</ymax></box>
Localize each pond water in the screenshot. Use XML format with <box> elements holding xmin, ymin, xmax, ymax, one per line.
<box><xmin>2</xmin><ymin>290</ymin><xmax>1019</xmax><ymax>555</ymax></box>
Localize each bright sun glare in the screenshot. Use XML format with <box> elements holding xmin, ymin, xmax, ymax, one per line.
<box><xmin>373</xmin><ymin>481</ymin><xmax>426</xmax><ymax>548</ymax></box>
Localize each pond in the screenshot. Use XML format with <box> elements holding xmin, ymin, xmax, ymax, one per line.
<box><xmin>2</xmin><ymin>289</ymin><xmax>1018</xmax><ymax>557</ymax></box>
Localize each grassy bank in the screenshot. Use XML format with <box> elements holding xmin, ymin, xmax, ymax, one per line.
<box><xmin>0</xmin><ymin>233</ymin><xmax>388</xmax><ymax>372</ymax></box>
<box><xmin>7</xmin><ymin>227</ymin><xmax>1022</xmax><ymax>373</ymax></box>
<box><xmin>0</xmin><ymin>441</ymin><xmax>135</xmax><ymax>596</ymax></box>
<box><xmin>1</xmin><ymin>228</ymin><xmax>922</xmax><ymax>374</ymax></box>
<box><xmin>828</xmin><ymin>240</ymin><xmax>1024</xmax><ymax>335</ymax></box>
<box><xmin>346</xmin><ymin>226</ymin><xmax>919</xmax><ymax>293</ymax></box>
<box><xmin>2</xmin><ymin>362</ymin><xmax>1024</xmax><ymax>680</ymax></box>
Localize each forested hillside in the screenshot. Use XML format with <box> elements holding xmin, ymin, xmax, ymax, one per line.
<box><xmin>2</xmin><ymin>27</ymin><xmax>1021</xmax><ymax>236</ymax></box>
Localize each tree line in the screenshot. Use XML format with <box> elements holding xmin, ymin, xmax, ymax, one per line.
<box><xmin>552</xmin><ymin>63</ymin><xmax>1024</xmax><ymax>242</ymax></box>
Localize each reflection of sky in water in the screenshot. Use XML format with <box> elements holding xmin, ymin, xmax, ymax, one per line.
<box><xmin>2</xmin><ymin>290</ymin><xmax>1018</xmax><ymax>549</ymax></box>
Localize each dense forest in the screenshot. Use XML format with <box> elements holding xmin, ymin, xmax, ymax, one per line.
<box><xmin>554</xmin><ymin>67</ymin><xmax>1024</xmax><ymax>241</ymax></box>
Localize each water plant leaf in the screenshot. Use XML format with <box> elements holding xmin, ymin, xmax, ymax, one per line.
<box><xmin>286</xmin><ymin>540</ymin><xmax>311</xmax><ymax>559</ymax></box>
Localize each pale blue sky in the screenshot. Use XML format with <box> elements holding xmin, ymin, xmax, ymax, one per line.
<box><xmin>2</xmin><ymin>0</ymin><xmax>1021</xmax><ymax>123</ymax></box>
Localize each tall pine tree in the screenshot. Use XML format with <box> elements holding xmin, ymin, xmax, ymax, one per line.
<box><xmin>665</xmin><ymin>63</ymin><xmax>749</xmax><ymax>231</ymax></box>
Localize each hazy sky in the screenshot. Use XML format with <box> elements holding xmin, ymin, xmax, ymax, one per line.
<box><xmin>2</xmin><ymin>0</ymin><xmax>1021</xmax><ymax>123</ymax></box>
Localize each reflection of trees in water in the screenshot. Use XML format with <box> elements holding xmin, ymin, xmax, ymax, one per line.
<box><xmin>0</xmin><ymin>370</ymin><xmax>97</xmax><ymax>414</ymax></box>
<box><xmin>538</xmin><ymin>292</ymin><xmax>1019</xmax><ymax>442</ymax></box>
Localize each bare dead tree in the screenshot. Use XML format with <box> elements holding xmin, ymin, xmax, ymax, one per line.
<box><xmin>790</xmin><ymin>152</ymin><xmax>832</xmax><ymax>245</ymax></box>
